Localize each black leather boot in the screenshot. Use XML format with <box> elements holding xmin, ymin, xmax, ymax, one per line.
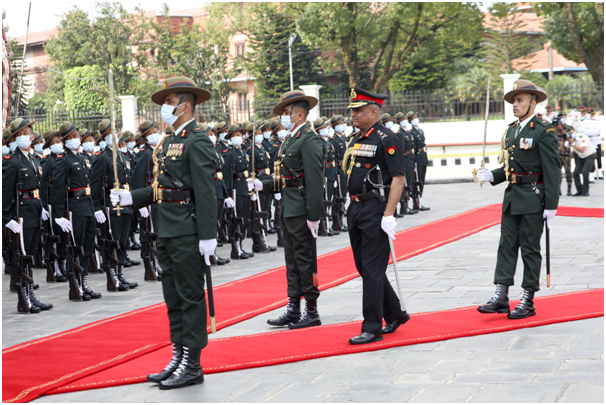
<box><xmin>240</xmin><ymin>240</ymin><xmax>254</xmax><ymax>258</ymax></box>
<box><xmin>117</xmin><ymin>265</ymin><xmax>138</xmax><ymax>289</ymax></box>
<box><xmin>327</xmin><ymin>228</ymin><xmax>340</xmax><ymax>236</ymax></box>
<box><xmin>508</xmin><ymin>290</ymin><xmax>536</xmax><ymax>319</ymax></box>
<box><xmin>262</xmin><ymin>233</ymin><xmax>276</xmax><ymax>252</ymax></box>
<box><xmin>130</xmin><ymin>233</ymin><xmax>141</xmax><ymax>250</ymax></box>
<box><xmin>478</xmin><ymin>283</ymin><xmax>510</xmax><ymax>314</ymax></box>
<box><xmin>53</xmin><ymin>261</ymin><xmax>67</xmax><ymax>282</ymax></box>
<box><xmin>158</xmin><ymin>346</ymin><xmax>204</xmax><ymax>390</ymax></box>
<box><xmin>267</xmin><ymin>297</ymin><xmax>301</xmax><ymax>326</ymax></box>
<box><xmin>125</xmin><ymin>252</ymin><xmax>141</xmax><ymax>266</ymax></box>
<box><xmin>108</xmin><ymin>267</ymin><xmax>130</xmax><ymax>291</ymax></box>
<box><xmin>567</xmin><ymin>185</ymin><xmax>572</xmax><ymax>196</ymax></box>
<box><xmin>288</xmin><ymin>298</ymin><xmax>321</xmax><ymax>329</ymax></box>
<box><xmin>82</xmin><ymin>275</ymin><xmax>102</xmax><ymax>299</ymax></box>
<box><xmin>70</xmin><ymin>275</ymin><xmax>91</xmax><ymax>301</ymax></box>
<box><xmin>29</xmin><ymin>284</ymin><xmax>53</xmax><ymax>310</ymax></box>
<box><xmin>214</xmin><ymin>249</ymin><xmax>229</xmax><ymax>265</ymax></box>
<box><xmin>148</xmin><ymin>343</ymin><xmax>183</xmax><ymax>383</ymax></box>
<box><xmin>231</xmin><ymin>239</ymin><xmax>249</xmax><ymax>260</ymax></box>
<box><xmin>23</xmin><ymin>284</ymin><xmax>41</xmax><ymax>314</ymax></box>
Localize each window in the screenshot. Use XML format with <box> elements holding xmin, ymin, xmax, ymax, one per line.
<box><xmin>236</xmin><ymin>43</ymin><xmax>245</xmax><ymax>56</ymax></box>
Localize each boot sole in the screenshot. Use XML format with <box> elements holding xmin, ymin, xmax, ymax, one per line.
<box><xmin>288</xmin><ymin>320</ymin><xmax>322</xmax><ymax>329</ymax></box>
<box><xmin>507</xmin><ymin>311</ymin><xmax>536</xmax><ymax>320</ymax></box>
<box><xmin>477</xmin><ymin>307</ymin><xmax>510</xmax><ymax>314</ymax></box>
<box><xmin>158</xmin><ymin>376</ymin><xmax>204</xmax><ymax>390</ymax></box>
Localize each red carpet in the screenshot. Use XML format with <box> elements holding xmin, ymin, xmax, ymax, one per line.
<box><xmin>1</xmin><ymin>204</ymin><xmax>601</xmax><ymax>402</ymax></box>
<box><xmin>557</xmin><ymin>206</ymin><xmax>603</xmax><ymax>218</ymax></box>
<box><xmin>47</xmin><ymin>289</ymin><xmax>604</xmax><ymax>396</ymax></box>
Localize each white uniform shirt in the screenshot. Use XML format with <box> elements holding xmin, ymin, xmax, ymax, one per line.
<box><xmin>574</xmin><ymin>133</ymin><xmax>597</xmax><ymax>159</ymax></box>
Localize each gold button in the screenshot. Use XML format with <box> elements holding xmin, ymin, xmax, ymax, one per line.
<box><xmin>513</xmin><ymin>145</ymin><xmax>516</xmax><ymax>148</ymax></box>
<box><xmin>532</xmin><ymin>187</ymin><xmax>536</xmax><ymax>191</ymax></box>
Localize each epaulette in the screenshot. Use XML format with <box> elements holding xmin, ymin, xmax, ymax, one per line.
<box><xmin>3</xmin><ymin>154</ymin><xmax>12</xmax><ymax>160</ymax></box>
<box><xmin>509</xmin><ymin>121</ymin><xmax>518</xmax><ymax>127</ymax></box>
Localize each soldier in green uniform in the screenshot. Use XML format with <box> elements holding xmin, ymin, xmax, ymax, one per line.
<box><xmin>213</xmin><ymin>122</ymin><xmax>231</xmax><ymax>157</ymax></box>
<box><xmin>394</xmin><ymin>112</ymin><xmax>418</xmax><ymax>216</ymax></box>
<box><xmin>90</xmin><ymin>119</ymin><xmax>137</xmax><ymax>292</ymax></box>
<box><xmin>2</xmin><ymin>128</ymin><xmax>10</xmax><ymax>155</ymax></box>
<box><xmin>50</xmin><ymin>122</ymin><xmax>102</xmax><ymax>301</ymax></box>
<box><xmin>3</xmin><ymin>118</ymin><xmax>53</xmax><ymax>313</ymax></box>
<box><xmin>31</xmin><ymin>131</ymin><xmax>45</xmax><ymax>158</ymax></box>
<box><xmin>80</xmin><ymin>129</ymin><xmax>97</xmax><ymax>165</ymax></box>
<box><xmin>315</xmin><ymin>117</ymin><xmax>340</xmax><ymax>236</ymax></box>
<box><xmin>111</xmin><ymin>76</ymin><xmax>217</xmax><ymax>390</ymax></box>
<box><xmin>119</xmin><ymin>130</ymin><xmax>142</xmax><ymax>256</ymax></box>
<box><xmin>329</xmin><ymin>115</ymin><xmax>349</xmax><ymax>230</ymax></box>
<box><xmin>476</xmin><ymin>80</ymin><xmax>559</xmax><ymax>319</ymax></box>
<box><xmin>406</xmin><ymin>111</ymin><xmax>430</xmax><ymax>211</ymax></box>
<box><xmin>248</xmin><ymin>90</ymin><xmax>324</xmax><ymax>329</ymax></box>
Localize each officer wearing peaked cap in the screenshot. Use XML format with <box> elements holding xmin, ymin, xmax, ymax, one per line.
<box><xmin>110</xmin><ymin>76</ymin><xmax>217</xmax><ymax>390</ymax></box>
<box><xmin>476</xmin><ymin>79</ymin><xmax>560</xmax><ymax>320</ymax></box>
<box><xmin>343</xmin><ymin>87</ymin><xmax>410</xmax><ymax>345</ymax></box>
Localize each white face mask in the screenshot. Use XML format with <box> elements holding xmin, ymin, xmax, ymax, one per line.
<box><xmin>411</xmin><ymin>118</ymin><xmax>420</xmax><ymax>126</ymax></box>
<box><xmin>231</xmin><ymin>136</ymin><xmax>243</xmax><ymax>147</ymax></box>
<box><xmin>9</xmin><ymin>142</ymin><xmax>17</xmax><ymax>152</ymax></box>
<box><xmin>105</xmin><ymin>134</ymin><xmax>117</xmax><ymax>147</ymax></box>
<box><xmin>3</xmin><ymin>145</ymin><xmax>11</xmax><ymax>155</ymax></box>
<box><xmin>219</xmin><ymin>132</ymin><xmax>227</xmax><ymax>142</ymax></box>
<box><xmin>208</xmin><ymin>135</ymin><xmax>217</xmax><ymax>145</ymax></box>
<box><xmin>147</xmin><ymin>133</ymin><xmax>161</xmax><ymax>146</ymax></box>
<box><xmin>127</xmin><ymin>141</ymin><xmax>136</xmax><ymax>150</ymax></box>
<box><xmin>65</xmin><ymin>138</ymin><xmax>81</xmax><ymax>151</ymax></box>
<box><xmin>16</xmin><ymin>135</ymin><xmax>32</xmax><ymax>150</ymax></box>
<box><xmin>281</xmin><ymin>113</ymin><xmax>301</xmax><ymax>131</ymax></box>
<box><xmin>277</xmin><ymin>129</ymin><xmax>289</xmax><ymax>140</ymax></box>
<box><xmin>82</xmin><ymin>141</ymin><xmax>95</xmax><ymax>153</ymax></box>
<box><xmin>160</xmin><ymin>103</ymin><xmax>185</xmax><ymax>126</ymax></box>
<box><xmin>334</xmin><ymin>124</ymin><xmax>345</xmax><ymax>133</ymax></box>
<box><xmin>50</xmin><ymin>143</ymin><xmax>64</xmax><ymax>155</ymax></box>
<box><xmin>243</xmin><ymin>133</ymin><xmax>249</xmax><ymax>139</ymax></box>
<box><xmin>254</xmin><ymin>135</ymin><xmax>264</xmax><ymax>144</ymax></box>
<box><xmin>319</xmin><ymin>128</ymin><xmax>329</xmax><ymax>137</ymax></box>
<box><xmin>33</xmin><ymin>143</ymin><xmax>44</xmax><ymax>154</ymax></box>
<box><xmin>385</xmin><ymin>121</ymin><xmax>393</xmax><ymax>129</ymax></box>
<box><xmin>263</xmin><ymin>131</ymin><xmax>272</xmax><ymax>139</ymax></box>
<box><xmin>99</xmin><ymin>141</ymin><xmax>107</xmax><ymax>150</ymax></box>
<box><xmin>119</xmin><ymin>147</ymin><xmax>127</xmax><ymax>153</ymax></box>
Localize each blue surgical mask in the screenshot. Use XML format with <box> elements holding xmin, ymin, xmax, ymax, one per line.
<box><xmin>16</xmin><ymin>135</ymin><xmax>32</xmax><ymax>150</ymax></box>
<box><xmin>411</xmin><ymin>118</ymin><xmax>420</xmax><ymax>126</ymax></box>
<box><xmin>82</xmin><ymin>141</ymin><xmax>95</xmax><ymax>153</ymax></box>
<box><xmin>127</xmin><ymin>141</ymin><xmax>136</xmax><ymax>150</ymax></box>
<box><xmin>99</xmin><ymin>141</ymin><xmax>107</xmax><ymax>150</ymax></box>
<box><xmin>263</xmin><ymin>131</ymin><xmax>271</xmax><ymax>139</ymax></box>
<box><xmin>231</xmin><ymin>136</ymin><xmax>243</xmax><ymax>147</ymax></box>
<box><xmin>243</xmin><ymin>133</ymin><xmax>249</xmax><ymax>140</ymax></box>
<box><xmin>219</xmin><ymin>132</ymin><xmax>227</xmax><ymax>142</ymax></box>
<box><xmin>9</xmin><ymin>142</ymin><xmax>17</xmax><ymax>152</ymax></box>
<box><xmin>160</xmin><ymin>103</ymin><xmax>184</xmax><ymax>126</ymax></box>
<box><xmin>50</xmin><ymin>143</ymin><xmax>64</xmax><ymax>155</ymax></box>
<box><xmin>3</xmin><ymin>145</ymin><xmax>10</xmax><ymax>155</ymax></box>
<box><xmin>119</xmin><ymin>147</ymin><xmax>127</xmax><ymax>153</ymax></box>
<box><xmin>209</xmin><ymin>135</ymin><xmax>217</xmax><ymax>145</ymax></box>
<box><xmin>147</xmin><ymin>133</ymin><xmax>161</xmax><ymax>146</ymax></box>
<box><xmin>319</xmin><ymin>128</ymin><xmax>329</xmax><ymax>137</ymax></box>
<box><xmin>277</xmin><ymin>129</ymin><xmax>289</xmax><ymax>140</ymax></box>
<box><xmin>281</xmin><ymin>113</ymin><xmax>300</xmax><ymax>131</ymax></box>
<box><xmin>580</xmin><ymin>116</ymin><xmax>585</xmax><ymax>121</ymax></box>
<box><xmin>65</xmin><ymin>138</ymin><xmax>81</xmax><ymax>151</ymax></box>
<box><xmin>33</xmin><ymin>143</ymin><xmax>44</xmax><ymax>154</ymax></box>
<box><xmin>105</xmin><ymin>134</ymin><xmax>116</xmax><ymax>147</ymax></box>
<box><xmin>254</xmin><ymin>135</ymin><xmax>264</xmax><ymax>144</ymax></box>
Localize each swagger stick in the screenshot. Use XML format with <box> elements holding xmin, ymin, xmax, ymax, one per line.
<box><xmin>205</xmin><ymin>264</ymin><xmax>217</xmax><ymax>333</ymax></box>
<box><xmin>473</xmin><ymin>74</ymin><xmax>491</xmax><ymax>187</ymax></box>
<box><xmin>108</xmin><ymin>68</ymin><xmax>120</xmax><ymax>215</ymax></box>
<box><xmin>545</xmin><ymin>221</ymin><xmax>551</xmax><ymax>288</ymax></box>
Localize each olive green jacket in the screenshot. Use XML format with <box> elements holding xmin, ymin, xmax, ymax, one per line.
<box><xmin>261</xmin><ymin>122</ymin><xmax>323</xmax><ymax>221</ymax></box>
<box><xmin>131</xmin><ymin>120</ymin><xmax>218</xmax><ymax>240</ymax></box>
<box><xmin>490</xmin><ymin>115</ymin><xmax>560</xmax><ymax>214</ymax></box>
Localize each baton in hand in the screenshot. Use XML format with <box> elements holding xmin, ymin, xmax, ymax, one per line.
<box><xmin>205</xmin><ymin>264</ymin><xmax>217</xmax><ymax>333</ymax></box>
<box><xmin>545</xmin><ymin>220</ymin><xmax>551</xmax><ymax>288</ymax></box>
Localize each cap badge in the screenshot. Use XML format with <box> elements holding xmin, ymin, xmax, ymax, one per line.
<box><xmin>162</xmin><ymin>82</ymin><xmax>168</xmax><ymax>89</ymax></box>
<box><xmin>513</xmin><ymin>83</ymin><xmax>518</xmax><ymax>90</ymax></box>
<box><xmin>350</xmin><ymin>88</ymin><xmax>357</xmax><ymax>98</ymax></box>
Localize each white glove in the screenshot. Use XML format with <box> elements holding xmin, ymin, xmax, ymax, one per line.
<box><xmin>139</xmin><ymin>207</ymin><xmax>149</xmax><ymax>218</ymax></box>
<box><xmin>199</xmin><ymin>238</ymin><xmax>218</xmax><ymax>266</ymax></box>
<box><xmin>5</xmin><ymin>220</ymin><xmax>21</xmax><ymax>234</ymax></box>
<box><xmin>543</xmin><ymin>209</ymin><xmax>557</xmax><ymax>229</ymax></box>
<box><xmin>381</xmin><ymin>216</ymin><xmax>397</xmax><ymax>241</ymax></box>
<box><xmin>110</xmin><ymin>189</ymin><xmax>133</xmax><ymax>207</ymax></box>
<box><xmin>94</xmin><ymin>210</ymin><xmax>107</xmax><ymax>224</ymax></box>
<box><xmin>252</xmin><ymin>193</ymin><xmax>257</xmax><ymax>201</ymax></box>
<box><xmin>307</xmin><ymin>220</ymin><xmax>320</xmax><ymax>239</ymax></box>
<box><xmin>274</xmin><ymin>193</ymin><xmax>282</xmax><ymax>201</ymax></box>
<box><xmin>224</xmin><ymin>197</ymin><xmax>234</xmax><ymax>208</ymax></box>
<box><xmin>334</xmin><ymin>181</ymin><xmax>338</xmax><ymax>188</ymax></box>
<box><xmin>247</xmin><ymin>178</ymin><xmax>263</xmax><ymax>192</ymax></box>
<box><xmin>476</xmin><ymin>168</ymin><xmax>494</xmax><ymax>182</ymax></box>
<box><xmin>54</xmin><ymin>217</ymin><xmax>73</xmax><ymax>233</ymax></box>
<box><xmin>41</xmin><ymin>208</ymin><xmax>49</xmax><ymax>221</ymax></box>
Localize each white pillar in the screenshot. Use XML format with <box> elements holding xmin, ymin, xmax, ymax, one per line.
<box><xmin>299</xmin><ymin>84</ymin><xmax>322</xmax><ymax>121</ymax></box>
<box><xmin>118</xmin><ymin>95</ymin><xmax>139</xmax><ymax>133</ymax></box>
<box><xmin>500</xmin><ymin>74</ymin><xmax>521</xmax><ymax>123</ymax></box>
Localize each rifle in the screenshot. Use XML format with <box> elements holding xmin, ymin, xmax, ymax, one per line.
<box><xmin>13</xmin><ymin>154</ymin><xmax>34</xmax><ymax>313</ymax></box>
<box><xmin>331</xmin><ymin>174</ymin><xmax>345</xmax><ymax>232</ymax></box>
<box><xmin>65</xmin><ymin>172</ymin><xmax>84</xmax><ymax>301</ymax></box>
<box><xmin>100</xmin><ymin>163</ymin><xmax>120</xmax><ymax>291</ymax></box>
<box><xmin>228</xmin><ymin>189</ymin><xmax>244</xmax><ymax>258</ymax></box>
<box><xmin>217</xmin><ymin>219</ymin><xmax>229</xmax><ymax>244</ymax></box>
<box><xmin>274</xmin><ymin>198</ymin><xmax>284</xmax><ymax>247</ymax></box>
<box><xmin>318</xmin><ymin>138</ymin><xmax>330</xmax><ymax>236</ymax></box>
<box><xmin>140</xmin><ymin>207</ymin><xmax>159</xmax><ymax>281</ymax></box>
<box><xmin>42</xmin><ymin>205</ymin><xmax>60</xmax><ymax>282</ymax></box>
<box><xmin>250</xmin><ymin>126</ymin><xmax>270</xmax><ymax>252</ymax></box>
<box><xmin>411</xmin><ymin>167</ymin><xmax>423</xmax><ymax>210</ymax></box>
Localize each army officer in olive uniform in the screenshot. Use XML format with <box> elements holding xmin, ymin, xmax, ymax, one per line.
<box><xmin>248</xmin><ymin>90</ymin><xmax>324</xmax><ymax>330</ymax></box>
<box><xmin>476</xmin><ymin>80</ymin><xmax>559</xmax><ymax>320</ymax></box>
<box><xmin>111</xmin><ymin>77</ymin><xmax>217</xmax><ymax>390</ymax></box>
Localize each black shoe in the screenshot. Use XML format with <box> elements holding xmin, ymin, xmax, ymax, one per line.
<box><xmin>508</xmin><ymin>290</ymin><xmax>536</xmax><ymax>319</ymax></box>
<box><xmin>158</xmin><ymin>346</ymin><xmax>204</xmax><ymax>390</ymax></box>
<box><xmin>582</xmin><ymin>193</ymin><xmax>590</xmax><ymax>196</ymax></box>
<box><xmin>288</xmin><ymin>299</ymin><xmax>321</xmax><ymax>329</ymax></box>
<box><xmin>32</xmin><ymin>283</ymin><xmax>39</xmax><ymax>290</ymax></box>
<box><xmin>267</xmin><ymin>227</ymin><xmax>277</xmax><ymax>234</ymax></box>
<box><xmin>70</xmin><ymin>290</ymin><xmax>92</xmax><ymax>301</ymax></box>
<box><xmin>572</xmin><ymin>192</ymin><xmax>582</xmax><ymax>196</ymax></box>
<box><xmin>82</xmin><ymin>276</ymin><xmax>102</xmax><ymax>299</ymax></box>
<box><xmin>349</xmin><ymin>332</ymin><xmax>383</xmax><ymax>345</ymax></box>
<box><xmin>29</xmin><ymin>304</ymin><xmax>42</xmax><ymax>314</ymax></box>
<box><xmin>130</xmin><ymin>242</ymin><xmax>141</xmax><ymax>250</ymax></box>
<box><xmin>419</xmin><ymin>205</ymin><xmax>430</xmax><ymax>211</ymax></box>
<box><xmin>214</xmin><ymin>251</ymin><xmax>229</xmax><ymax>265</ymax></box>
<box><xmin>123</xmin><ymin>261</ymin><xmax>132</xmax><ymax>268</ymax></box>
<box><xmin>117</xmin><ymin>266</ymin><xmax>138</xmax><ymax>289</ymax></box>
<box><xmin>382</xmin><ymin>312</ymin><xmax>411</xmax><ymax>334</ymax></box>
<box><xmin>148</xmin><ymin>343</ymin><xmax>183</xmax><ymax>383</ymax></box>
<box><xmin>342</xmin><ymin>225</ymin><xmax>348</xmax><ymax>232</ymax></box>
<box><xmin>394</xmin><ymin>213</ymin><xmax>404</xmax><ymax>218</ymax></box>
<box><xmin>327</xmin><ymin>228</ymin><xmax>340</xmax><ymax>236</ymax></box>
<box><xmin>109</xmin><ymin>267</ymin><xmax>130</xmax><ymax>291</ymax></box>
<box><xmin>567</xmin><ymin>186</ymin><xmax>572</xmax><ymax>196</ymax></box>
<box><xmin>29</xmin><ymin>286</ymin><xmax>53</xmax><ymax>310</ymax></box>
<box><xmin>478</xmin><ymin>283</ymin><xmax>510</xmax><ymax>314</ymax></box>
<box><xmin>267</xmin><ymin>297</ymin><xmax>301</xmax><ymax>327</ymax></box>
<box><xmin>408</xmin><ymin>209</ymin><xmax>419</xmax><ymax>215</ymax></box>
<box><xmin>126</xmin><ymin>254</ymin><xmax>141</xmax><ymax>266</ymax></box>
<box><xmin>241</xmin><ymin>247</ymin><xmax>254</xmax><ymax>258</ymax></box>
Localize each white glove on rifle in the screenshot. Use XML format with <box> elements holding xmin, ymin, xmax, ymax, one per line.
<box><xmin>199</xmin><ymin>239</ymin><xmax>218</xmax><ymax>266</ymax></box>
<box><xmin>110</xmin><ymin>189</ymin><xmax>133</xmax><ymax>206</ymax></box>
<box><xmin>247</xmin><ymin>178</ymin><xmax>263</xmax><ymax>192</ymax></box>
<box><xmin>543</xmin><ymin>209</ymin><xmax>557</xmax><ymax>229</ymax></box>
<box><xmin>94</xmin><ymin>210</ymin><xmax>106</xmax><ymax>224</ymax></box>
<box><xmin>54</xmin><ymin>217</ymin><xmax>73</xmax><ymax>233</ymax></box>
<box><xmin>274</xmin><ymin>193</ymin><xmax>282</xmax><ymax>201</ymax></box>
<box><xmin>307</xmin><ymin>220</ymin><xmax>320</xmax><ymax>239</ymax></box>
<box><xmin>139</xmin><ymin>207</ymin><xmax>150</xmax><ymax>218</ymax></box>
<box><xmin>41</xmin><ymin>208</ymin><xmax>49</xmax><ymax>221</ymax></box>
<box><xmin>381</xmin><ymin>216</ymin><xmax>397</xmax><ymax>241</ymax></box>
<box><xmin>476</xmin><ymin>168</ymin><xmax>494</xmax><ymax>182</ymax></box>
<box><xmin>334</xmin><ymin>180</ymin><xmax>338</xmax><ymax>188</ymax></box>
<box><xmin>252</xmin><ymin>193</ymin><xmax>257</xmax><ymax>201</ymax></box>
<box><xmin>5</xmin><ymin>220</ymin><xmax>21</xmax><ymax>234</ymax></box>
<box><xmin>224</xmin><ymin>197</ymin><xmax>234</xmax><ymax>208</ymax></box>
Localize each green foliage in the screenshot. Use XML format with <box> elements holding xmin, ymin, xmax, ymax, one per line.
<box><xmin>390</xmin><ymin>46</ymin><xmax>448</xmax><ymax>91</ymax></box>
<box><xmin>8</xmin><ymin>41</ymin><xmax>33</xmax><ymax>112</ymax></box>
<box><xmin>447</xmin><ymin>58</ymin><xmax>491</xmax><ymax>91</ymax></box>
<box><xmin>62</xmin><ymin>66</ymin><xmax>107</xmax><ymax>111</ymax></box>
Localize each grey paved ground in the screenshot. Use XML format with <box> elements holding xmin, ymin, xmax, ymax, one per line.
<box><xmin>4</xmin><ymin>179</ymin><xmax>603</xmax><ymax>403</ymax></box>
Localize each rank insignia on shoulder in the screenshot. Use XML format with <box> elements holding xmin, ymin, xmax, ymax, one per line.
<box><xmin>529</xmin><ymin>122</ymin><xmax>535</xmax><ymax>129</ymax></box>
<box><xmin>387</xmin><ymin>145</ymin><xmax>396</xmax><ymax>155</ymax></box>
<box><xmin>181</xmin><ymin>129</ymin><xmax>187</xmax><ymax>138</ymax></box>
<box><xmin>546</xmin><ymin>128</ymin><xmax>555</xmax><ymax>133</ymax></box>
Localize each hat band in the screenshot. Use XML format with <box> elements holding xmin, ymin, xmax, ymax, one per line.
<box><xmin>282</xmin><ymin>92</ymin><xmax>306</xmax><ymax>102</ymax></box>
<box><xmin>167</xmin><ymin>81</ymin><xmax>195</xmax><ymax>89</ymax></box>
<box><xmin>351</xmin><ymin>94</ymin><xmax>384</xmax><ymax>106</ymax></box>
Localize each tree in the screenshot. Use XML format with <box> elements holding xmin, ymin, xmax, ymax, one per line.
<box><xmin>295</xmin><ymin>2</ymin><xmax>483</xmax><ymax>92</ymax></box>
<box><xmin>62</xmin><ymin>65</ymin><xmax>108</xmax><ymax>111</ymax></box>
<box><xmin>8</xmin><ymin>40</ymin><xmax>33</xmax><ymax>113</ymax></box>
<box><xmin>535</xmin><ymin>2</ymin><xmax>604</xmax><ymax>85</ymax></box>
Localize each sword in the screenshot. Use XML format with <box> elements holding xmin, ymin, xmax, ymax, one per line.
<box><xmin>545</xmin><ymin>220</ymin><xmax>551</xmax><ymax>288</ymax></box>
<box><xmin>108</xmin><ymin>68</ymin><xmax>121</xmax><ymax>216</ymax></box>
<box><xmin>205</xmin><ymin>264</ymin><xmax>217</xmax><ymax>333</ymax></box>
<box><xmin>473</xmin><ymin>74</ymin><xmax>491</xmax><ymax>187</ymax></box>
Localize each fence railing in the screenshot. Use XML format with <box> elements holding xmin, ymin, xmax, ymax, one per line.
<box><xmin>543</xmin><ymin>84</ymin><xmax>604</xmax><ymax>112</ymax></box>
<box><xmin>9</xmin><ymin>108</ymin><xmax>123</xmax><ymax>134</ymax></box>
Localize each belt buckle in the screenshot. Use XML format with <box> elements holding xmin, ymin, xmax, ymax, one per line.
<box><xmin>33</xmin><ymin>189</ymin><xmax>40</xmax><ymax>199</ymax></box>
<box><xmin>85</xmin><ymin>187</ymin><xmax>91</xmax><ymax>196</ymax></box>
<box><xmin>244</xmin><ymin>170</ymin><xmax>249</xmax><ymax>178</ymax></box>
<box><xmin>217</xmin><ymin>172</ymin><xmax>223</xmax><ymax>180</ymax></box>
<box><xmin>265</xmin><ymin>168</ymin><xmax>269</xmax><ymax>175</ymax></box>
<box><xmin>511</xmin><ymin>174</ymin><xmax>517</xmax><ymax>184</ymax></box>
<box><xmin>124</xmin><ymin>184</ymin><xmax>130</xmax><ymax>191</ymax></box>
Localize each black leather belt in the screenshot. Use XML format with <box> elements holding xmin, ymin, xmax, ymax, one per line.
<box><xmin>255</xmin><ymin>167</ymin><xmax>270</xmax><ymax>175</ymax></box>
<box><xmin>415</xmin><ymin>148</ymin><xmax>426</xmax><ymax>153</ymax></box>
<box><xmin>156</xmin><ymin>187</ymin><xmax>193</xmax><ymax>202</ymax></box>
<box><xmin>214</xmin><ymin>172</ymin><xmax>223</xmax><ymax>181</ymax></box>
<box><xmin>281</xmin><ymin>174</ymin><xmax>305</xmax><ymax>188</ymax></box>
<box><xmin>325</xmin><ymin>161</ymin><xmax>335</xmax><ymax>169</ymax></box>
<box><xmin>405</xmin><ymin>150</ymin><xmax>414</xmax><ymax>155</ymax></box>
<box><xmin>233</xmin><ymin>171</ymin><xmax>249</xmax><ymax>179</ymax></box>
<box><xmin>350</xmin><ymin>192</ymin><xmax>375</xmax><ymax>203</ymax></box>
<box><xmin>508</xmin><ymin>173</ymin><xmax>544</xmax><ymax>184</ymax></box>
<box><xmin>20</xmin><ymin>189</ymin><xmax>40</xmax><ymax>199</ymax></box>
<box><xmin>68</xmin><ymin>187</ymin><xmax>91</xmax><ymax>198</ymax></box>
